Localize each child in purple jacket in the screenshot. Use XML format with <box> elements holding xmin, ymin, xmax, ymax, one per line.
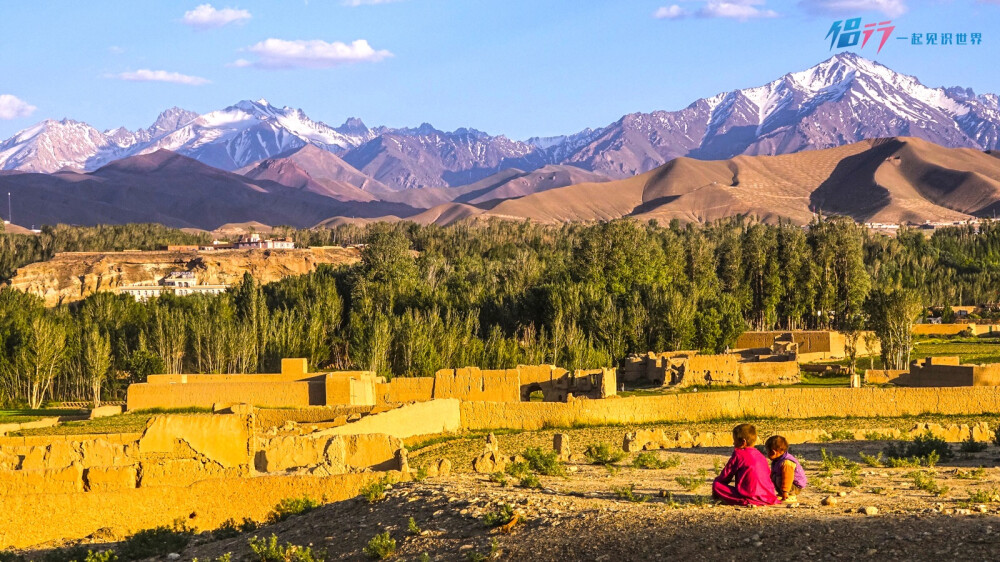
<box><xmin>764</xmin><ymin>435</ymin><xmax>808</xmax><ymax>502</ymax></box>
<box><xmin>712</xmin><ymin>424</ymin><xmax>779</xmax><ymax>506</ymax></box>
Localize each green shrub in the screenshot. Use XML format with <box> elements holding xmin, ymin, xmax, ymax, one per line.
<box><xmin>489</xmin><ymin>471</ymin><xmax>508</xmax><ymax>486</ymax></box>
<box><xmin>268</xmin><ymin>496</ymin><xmax>320</xmax><ymax>523</ymax></box>
<box><xmin>521</xmin><ymin>447</ymin><xmax>565</xmax><ymax>476</ymax></box>
<box><xmin>840</xmin><ymin>465</ymin><xmax>863</xmax><ymax>488</ymax></box>
<box><xmin>213</xmin><ymin>518</ymin><xmax>258</xmax><ymax>539</ymax></box>
<box><xmin>968</xmin><ymin>488</ymin><xmax>1000</xmax><ymax>503</ymax></box>
<box><xmin>363</xmin><ymin>532</ymin><xmax>396</xmax><ymax>560</ymax></box>
<box><xmin>675</xmin><ymin>468</ymin><xmax>708</xmax><ymax>492</ymax></box>
<box><xmin>612</xmin><ymin>484</ymin><xmax>650</xmax><ymax>503</ymax></box>
<box><xmin>909</xmin><ymin>471</ymin><xmax>950</xmax><ymax>497</ymax></box>
<box><xmin>584</xmin><ymin>442</ymin><xmax>626</xmax><ymax>466</ymax></box>
<box><xmin>859</xmin><ymin>452</ymin><xmax>884</xmax><ymax>468</ymax></box>
<box><xmin>482</xmin><ymin>504</ymin><xmax>516</xmax><ymax>528</ymax></box>
<box><xmin>118</xmin><ymin>521</ymin><xmax>193</xmax><ymax>561</ymax></box>
<box><xmin>864</xmin><ymin>431</ymin><xmax>896</xmax><ymax>441</ymax></box>
<box><xmin>884</xmin><ymin>432</ymin><xmax>954</xmax><ymax>463</ymax></box>
<box><xmin>504</xmin><ymin>461</ymin><xmax>530</xmax><ymax>479</ymax></box>
<box><xmin>955</xmin><ymin>467</ymin><xmax>987</xmax><ymax>480</ymax></box>
<box><xmin>960</xmin><ymin>436</ymin><xmax>989</xmax><ymax>453</ymax></box>
<box><xmin>519</xmin><ymin>474</ymin><xmax>542</xmax><ymax>489</ymax></box>
<box><xmin>407</xmin><ymin>517</ymin><xmax>422</xmax><ymax>536</ymax></box>
<box><xmin>631</xmin><ymin>452</ymin><xmax>681</xmax><ymax>470</ymax></box>
<box><xmin>359</xmin><ymin>476</ymin><xmax>395</xmax><ymax>504</ymax></box>
<box><xmin>820</xmin><ymin>448</ymin><xmax>856</xmax><ymax>471</ymax></box>
<box><xmin>822</xmin><ymin>430</ymin><xmax>855</xmax><ymax>442</ymax></box>
<box><xmin>83</xmin><ymin>553</ymin><xmax>117</xmax><ymax>562</ymax></box>
<box><xmin>249</xmin><ymin>535</ymin><xmax>324</xmax><ymax>562</ymax></box>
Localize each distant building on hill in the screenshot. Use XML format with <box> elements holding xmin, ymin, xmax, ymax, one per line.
<box><xmin>234</xmin><ymin>233</ymin><xmax>294</xmax><ymax>250</ymax></box>
<box><xmin>118</xmin><ymin>271</ymin><xmax>228</xmax><ymax>301</ymax></box>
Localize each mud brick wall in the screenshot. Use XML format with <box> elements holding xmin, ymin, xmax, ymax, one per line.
<box><xmin>459</xmin><ymin>387</ymin><xmax>1000</xmax><ymax>430</ymax></box>
<box><xmin>127</xmin><ymin>380</ymin><xmax>321</xmax><ymax>410</ymax></box>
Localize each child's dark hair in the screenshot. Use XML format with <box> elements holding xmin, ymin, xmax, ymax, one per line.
<box><xmin>732</xmin><ymin>423</ymin><xmax>758</xmax><ymax>447</ymax></box>
<box><xmin>764</xmin><ymin>435</ymin><xmax>788</xmax><ymax>455</ymax></box>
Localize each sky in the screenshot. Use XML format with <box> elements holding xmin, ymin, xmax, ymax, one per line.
<box><xmin>0</xmin><ymin>0</ymin><xmax>998</xmax><ymax>141</ymax></box>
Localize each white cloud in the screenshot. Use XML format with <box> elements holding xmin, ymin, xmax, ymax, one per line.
<box><xmin>182</xmin><ymin>4</ymin><xmax>252</xmax><ymax>29</ymax></box>
<box><xmin>112</xmin><ymin>69</ymin><xmax>211</xmax><ymax>86</ymax></box>
<box><xmin>655</xmin><ymin>0</ymin><xmax>778</xmax><ymax>20</ymax></box>
<box><xmin>238</xmin><ymin>38</ymin><xmax>392</xmax><ymax>69</ymax></box>
<box><xmin>108</xmin><ymin>46</ymin><xmax>125</xmax><ymax>55</ymax></box>
<box><xmin>654</xmin><ymin>5</ymin><xmax>688</xmax><ymax>19</ymax></box>
<box><xmin>799</xmin><ymin>0</ymin><xmax>907</xmax><ymax>17</ymax></box>
<box><xmin>0</xmin><ymin>95</ymin><xmax>36</xmax><ymax>120</ymax></box>
<box><xmin>342</xmin><ymin>0</ymin><xmax>402</xmax><ymax>5</ymax></box>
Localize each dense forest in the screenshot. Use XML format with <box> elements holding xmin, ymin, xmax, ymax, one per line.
<box><xmin>2</xmin><ymin>217</ymin><xmax>1000</xmax><ymax>407</ymax></box>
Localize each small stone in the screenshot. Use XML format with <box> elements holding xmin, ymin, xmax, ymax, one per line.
<box><xmin>838</xmin><ymin>491</ymin><xmax>847</xmax><ymax>497</ymax></box>
<box><xmin>822</xmin><ymin>496</ymin><xmax>837</xmax><ymax>507</ymax></box>
<box><xmin>976</xmin><ymin>505</ymin><xmax>989</xmax><ymax>513</ymax></box>
<box><xmin>753</xmin><ymin>541</ymin><xmax>763</xmax><ymax>547</ymax></box>
<box><xmin>956</xmin><ymin>509</ymin><xmax>973</xmax><ymax>515</ymax></box>
<box><xmin>861</xmin><ymin>506</ymin><xmax>878</xmax><ymax>516</ymax></box>
<box><xmin>432</xmin><ymin>509</ymin><xmax>445</xmax><ymax>517</ymax></box>
<box><xmin>166</xmin><ymin>555</ymin><xmax>180</xmax><ymax>561</ymax></box>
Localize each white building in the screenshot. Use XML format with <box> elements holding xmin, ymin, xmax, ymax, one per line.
<box><xmin>119</xmin><ymin>271</ymin><xmax>229</xmax><ymax>302</ymax></box>
<box><xmin>234</xmin><ymin>233</ymin><xmax>295</xmax><ymax>250</ymax></box>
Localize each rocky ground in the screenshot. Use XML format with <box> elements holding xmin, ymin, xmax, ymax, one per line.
<box><xmin>18</xmin><ymin>419</ymin><xmax>1000</xmax><ymax>561</ymax></box>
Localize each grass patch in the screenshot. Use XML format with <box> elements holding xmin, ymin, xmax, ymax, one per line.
<box><xmin>212</xmin><ymin>518</ymin><xmax>257</xmax><ymax>540</ymax></box>
<box><xmin>631</xmin><ymin>452</ymin><xmax>681</xmax><ymax>470</ymax></box>
<box><xmin>955</xmin><ymin>467</ymin><xmax>987</xmax><ymax>480</ymax></box>
<box><xmin>959</xmin><ymin>436</ymin><xmax>989</xmax><ymax>453</ymax></box>
<box><xmin>840</xmin><ymin>464</ymin><xmax>863</xmax><ymax>488</ymax></box>
<box><xmin>968</xmin><ymin>488</ymin><xmax>1000</xmax><ymax>503</ymax></box>
<box><xmin>884</xmin><ymin>432</ymin><xmax>952</xmax><ymax>466</ymax></box>
<box><xmin>519</xmin><ymin>474</ymin><xmax>542</xmax><ymax>489</ymax></box>
<box><xmin>859</xmin><ymin>452</ymin><xmax>884</xmax><ymax>468</ymax></box>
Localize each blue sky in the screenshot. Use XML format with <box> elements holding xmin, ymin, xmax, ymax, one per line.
<box><xmin>0</xmin><ymin>0</ymin><xmax>998</xmax><ymax>140</ymax></box>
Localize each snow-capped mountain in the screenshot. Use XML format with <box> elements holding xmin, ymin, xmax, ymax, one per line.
<box><xmin>551</xmin><ymin>52</ymin><xmax>1000</xmax><ymax>177</ymax></box>
<box><xmin>2</xmin><ymin>53</ymin><xmax>1000</xmax><ymax>187</ymax></box>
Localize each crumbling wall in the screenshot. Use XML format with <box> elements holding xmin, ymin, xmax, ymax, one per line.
<box><xmin>864</xmin><ymin>369</ymin><xmax>908</xmax><ymax>384</ymax></box>
<box><xmin>0</xmin><ymin>472</ymin><xmax>392</xmax><ymax>550</ymax></box>
<box><xmin>432</xmin><ymin>367</ymin><xmax>521</xmax><ymax>402</ymax></box>
<box><xmin>127</xmin><ymin>381</ymin><xmax>321</xmax><ymax>410</ymax></box>
<box><xmin>255</xmin><ymin>433</ymin><xmax>403</xmax><ymax>474</ymax></box>
<box><xmin>377</xmin><ymin>377</ymin><xmax>435</xmax><ymax>404</ymax></box>
<box><xmin>459</xmin><ymin>387</ymin><xmax>1000</xmax><ymax>430</ymax></box>
<box><xmin>679</xmin><ymin>354</ymin><xmax>741</xmax><ymax>387</ymax></box>
<box><xmin>317</xmin><ymin>399</ymin><xmax>462</xmax><ymax>440</ymax></box>
<box><xmin>737</xmin><ymin>361</ymin><xmax>800</xmax><ymax>386</ymax></box>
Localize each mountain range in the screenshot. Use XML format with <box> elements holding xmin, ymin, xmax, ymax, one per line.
<box><xmin>3</xmin><ymin>53</ymin><xmax>1000</xmax><ymax>230</ymax></box>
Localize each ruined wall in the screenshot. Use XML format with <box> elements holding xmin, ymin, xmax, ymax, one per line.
<box><xmin>0</xmin><ymin>472</ymin><xmax>391</xmax><ymax>549</ymax></box>
<box><xmin>254</xmin><ymin>406</ymin><xmax>376</xmax><ymax>429</ymax></box>
<box><xmin>911</xmin><ymin>323</ymin><xmax>1000</xmax><ymax>336</ymax></box>
<box><xmin>737</xmin><ymin>361</ymin><xmax>800</xmax><ymax>385</ymax></box>
<box><xmin>459</xmin><ymin>387</ymin><xmax>1000</xmax><ymax>430</ymax></box>
<box><xmin>432</xmin><ymin>367</ymin><xmax>521</xmax><ymax>403</ymax></box>
<box><xmin>127</xmin><ymin>381</ymin><xmax>321</xmax><ymax>410</ymax></box>
<box><xmin>377</xmin><ymin>377</ymin><xmax>435</xmax><ymax>404</ymax></box>
<box><xmin>255</xmin><ymin>433</ymin><xmax>403</xmax><ymax>474</ymax></box>
<box><xmin>864</xmin><ymin>369</ymin><xmax>908</xmax><ymax>384</ymax></box>
<box><xmin>317</xmin><ymin>399</ymin><xmax>462</xmax><ymax>440</ymax></box>
<box><xmin>734</xmin><ymin>330</ymin><xmax>882</xmax><ymax>360</ymax></box>
<box><xmin>680</xmin><ymin>355</ymin><xmax>741</xmax><ymax>387</ymax></box>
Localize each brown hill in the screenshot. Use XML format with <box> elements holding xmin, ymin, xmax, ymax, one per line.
<box><xmin>0</xmin><ymin>150</ymin><xmax>419</xmax><ymax>230</ymax></box>
<box><xmin>238</xmin><ymin>145</ymin><xmax>391</xmax><ymax>201</ymax></box>
<box><xmin>329</xmin><ymin>138</ymin><xmax>1000</xmax><ymax>226</ymax></box>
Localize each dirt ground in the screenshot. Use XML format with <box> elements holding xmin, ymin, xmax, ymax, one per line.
<box><xmin>139</xmin><ymin>435</ymin><xmax>1000</xmax><ymax>561</ymax></box>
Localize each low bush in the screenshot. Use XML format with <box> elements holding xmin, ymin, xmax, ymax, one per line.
<box><xmin>407</xmin><ymin>517</ymin><xmax>422</xmax><ymax>536</ymax></box>
<box><xmin>268</xmin><ymin>496</ymin><xmax>320</xmax><ymax>523</ymax></box>
<box><xmin>489</xmin><ymin>471</ymin><xmax>509</xmax><ymax>486</ymax></box>
<box><xmin>884</xmin><ymin>432</ymin><xmax>954</xmax><ymax>463</ymax></box>
<box><xmin>909</xmin><ymin>471</ymin><xmax>950</xmax><ymax>497</ymax></box>
<box><xmin>631</xmin><ymin>452</ymin><xmax>681</xmax><ymax>470</ymax></box>
<box><xmin>675</xmin><ymin>468</ymin><xmax>708</xmax><ymax>492</ymax></box>
<box><xmin>968</xmin><ymin>488</ymin><xmax>1000</xmax><ymax>504</ymax></box>
<box><xmin>250</xmin><ymin>534</ymin><xmax>324</xmax><ymax>562</ymax></box>
<box><xmin>955</xmin><ymin>467</ymin><xmax>987</xmax><ymax>480</ymax></box>
<box><xmin>504</xmin><ymin>461</ymin><xmax>530</xmax><ymax>479</ymax></box>
<box><xmin>359</xmin><ymin>476</ymin><xmax>395</xmax><ymax>504</ymax></box>
<box><xmin>612</xmin><ymin>484</ymin><xmax>650</xmax><ymax>503</ymax></box>
<box><xmin>519</xmin><ymin>474</ymin><xmax>542</xmax><ymax>489</ymax></box>
<box><xmin>859</xmin><ymin>452</ymin><xmax>884</xmax><ymax>468</ymax></box>
<box><xmin>840</xmin><ymin>464</ymin><xmax>863</xmax><ymax>488</ymax></box>
<box><xmin>584</xmin><ymin>442</ymin><xmax>626</xmax><ymax>466</ymax></box>
<box><xmin>521</xmin><ymin>447</ymin><xmax>565</xmax><ymax>476</ymax></box>
<box><xmin>118</xmin><ymin>521</ymin><xmax>193</xmax><ymax>561</ymax></box>
<box><xmin>482</xmin><ymin>504</ymin><xmax>516</xmax><ymax>528</ymax></box>
<box><xmin>213</xmin><ymin>518</ymin><xmax>258</xmax><ymax>540</ymax></box>
<box><xmin>959</xmin><ymin>436</ymin><xmax>989</xmax><ymax>454</ymax></box>
<box><xmin>363</xmin><ymin>532</ymin><xmax>396</xmax><ymax>560</ymax></box>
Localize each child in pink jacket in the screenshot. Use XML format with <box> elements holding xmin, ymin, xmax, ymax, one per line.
<box><xmin>712</xmin><ymin>423</ymin><xmax>780</xmax><ymax>506</ymax></box>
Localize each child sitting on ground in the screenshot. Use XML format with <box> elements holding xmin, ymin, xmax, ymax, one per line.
<box><xmin>712</xmin><ymin>423</ymin><xmax>779</xmax><ymax>506</ymax></box>
<box><xmin>764</xmin><ymin>435</ymin><xmax>808</xmax><ymax>503</ymax></box>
